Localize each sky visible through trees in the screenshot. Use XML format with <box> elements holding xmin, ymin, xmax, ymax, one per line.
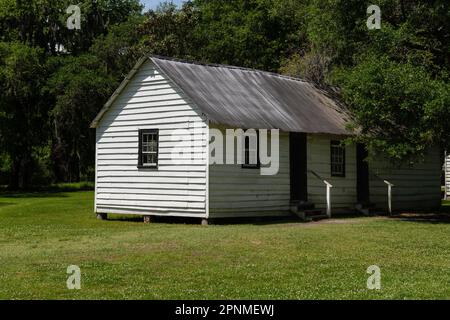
<box><xmin>141</xmin><ymin>0</ymin><xmax>185</xmax><ymax>10</ymax></box>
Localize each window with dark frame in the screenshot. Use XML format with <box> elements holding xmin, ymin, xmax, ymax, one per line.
<box><xmin>330</xmin><ymin>140</ymin><xmax>345</xmax><ymax>177</ymax></box>
<box><xmin>138</xmin><ymin>129</ymin><xmax>159</xmax><ymax>168</ymax></box>
<box><xmin>242</xmin><ymin>130</ymin><xmax>260</xmax><ymax>169</ymax></box>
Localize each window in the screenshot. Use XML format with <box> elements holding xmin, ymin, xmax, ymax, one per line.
<box><xmin>138</xmin><ymin>129</ymin><xmax>159</xmax><ymax>168</ymax></box>
<box><xmin>242</xmin><ymin>130</ymin><xmax>260</xmax><ymax>168</ymax></box>
<box><xmin>330</xmin><ymin>140</ymin><xmax>345</xmax><ymax>177</ymax></box>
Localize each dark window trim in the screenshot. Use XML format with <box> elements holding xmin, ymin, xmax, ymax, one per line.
<box><xmin>138</xmin><ymin>129</ymin><xmax>159</xmax><ymax>169</ymax></box>
<box><xmin>330</xmin><ymin>140</ymin><xmax>346</xmax><ymax>177</ymax></box>
<box><xmin>242</xmin><ymin>130</ymin><xmax>260</xmax><ymax>169</ymax></box>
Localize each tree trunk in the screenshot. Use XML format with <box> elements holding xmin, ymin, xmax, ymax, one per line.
<box><xmin>9</xmin><ymin>158</ymin><xmax>21</xmax><ymax>190</ymax></box>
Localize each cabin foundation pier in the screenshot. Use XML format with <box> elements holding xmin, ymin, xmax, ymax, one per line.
<box><xmin>96</xmin><ymin>213</ymin><xmax>107</xmax><ymax>220</ymax></box>
<box><xmin>143</xmin><ymin>215</ymin><xmax>152</xmax><ymax>224</ymax></box>
<box><xmin>201</xmin><ymin>218</ymin><xmax>209</xmax><ymax>226</ymax></box>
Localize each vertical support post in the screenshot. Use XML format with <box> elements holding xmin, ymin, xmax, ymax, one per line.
<box><xmin>387</xmin><ymin>184</ymin><xmax>392</xmax><ymax>215</ymax></box>
<box><xmin>325</xmin><ymin>181</ymin><xmax>333</xmax><ymax>218</ymax></box>
<box><xmin>143</xmin><ymin>215</ymin><xmax>152</xmax><ymax>224</ymax></box>
<box><xmin>384</xmin><ymin>180</ymin><xmax>394</xmax><ymax>215</ymax></box>
<box><xmin>445</xmin><ymin>151</ymin><xmax>448</xmax><ymax>201</ymax></box>
<box><xmin>96</xmin><ymin>213</ymin><xmax>107</xmax><ymax>220</ymax></box>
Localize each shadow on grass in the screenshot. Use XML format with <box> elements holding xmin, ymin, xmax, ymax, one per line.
<box><xmin>389</xmin><ymin>213</ymin><xmax>450</xmax><ymax>224</ymax></box>
<box><xmin>388</xmin><ymin>203</ymin><xmax>450</xmax><ymax>224</ymax></box>
<box><xmin>0</xmin><ymin>191</ymin><xmax>69</xmax><ymax>199</ymax></box>
<box><xmin>105</xmin><ymin>214</ymin><xmax>373</xmax><ymax>226</ymax></box>
<box><xmin>106</xmin><ymin>214</ymin><xmax>145</xmax><ymax>223</ymax></box>
<box><xmin>0</xmin><ymin>202</ymin><xmax>15</xmax><ymax>208</ymax></box>
<box><xmin>0</xmin><ymin>182</ymin><xmax>94</xmax><ymax>199</ymax></box>
<box><xmin>211</xmin><ymin>216</ymin><xmax>302</xmax><ymax>226</ymax></box>
<box><xmin>103</xmin><ymin>214</ymin><xmax>304</xmax><ymax>226</ymax></box>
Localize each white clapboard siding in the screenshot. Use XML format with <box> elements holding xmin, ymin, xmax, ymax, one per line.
<box><xmin>209</xmin><ymin>128</ymin><xmax>291</xmax><ymax>218</ymax></box>
<box><xmin>307</xmin><ymin>135</ymin><xmax>357</xmax><ymax>209</ymax></box>
<box><xmin>95</xmin><ymin>60</ymin><xmax>208</xmax><ymax>217</ymax></box>
<box><xmin>368</xmin><ymin>146</ymin><xmax>441</xmax><ymax>210</ymax></box>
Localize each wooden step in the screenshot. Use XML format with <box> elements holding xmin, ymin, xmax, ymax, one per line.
<box><xmin>306</xmin><ymin>214</ymin><xmax>329</xmax><ymax>221</ymax></box>
<box><xmin>304</xmin><ymin>209</ymin><xmax>324</xmax><ymax>216</ymax></box>
<box><xmin>303</xmin><ymin>209</ymin><xmax>328</xmax><ymax>221</ymax></box>
<box><xmin>355</xmin><ymin>202</ymin><xmax>376</xmax><ymax>216</ymax></box>
<box><xmin>298</xmin><ymin>201</ymin><xmax>315</xmax><ymax>211</ymax></box>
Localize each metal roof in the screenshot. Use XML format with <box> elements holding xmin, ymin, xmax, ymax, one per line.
<box><xmin>92</xmin><ymin>55</ymin><xmax>351</xmax><ymax>135</ymax></box>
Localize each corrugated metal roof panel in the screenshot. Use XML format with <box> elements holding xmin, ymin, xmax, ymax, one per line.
<box><xmin>151</xmin><ymin>56</ymin><xmax>351</xmax><ymax>135</ymax></box>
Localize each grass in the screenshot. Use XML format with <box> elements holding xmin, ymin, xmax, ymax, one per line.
<box><xmin>0</xmin><ymin>181</ymin><xmax>94</xmax><ymax>194</ymax></box>
<box><xmin>1</xmin><ymin>191</ymin><xmax>450</xmax><ymax>299</ymax></box>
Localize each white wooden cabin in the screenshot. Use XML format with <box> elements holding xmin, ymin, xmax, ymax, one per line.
<box><xmin>90</xmin><ymin>56</ymin><xmax>442</xmax><ymax>222</ymax></box>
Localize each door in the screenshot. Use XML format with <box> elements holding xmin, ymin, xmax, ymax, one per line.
<box><xmin>356</xmin><ymin>143</ymin><xmax>370</xmax><ymax>203</ymax></box>
<box><xmin>290</xmin><ymin>132</ymin><xmax>308</xmax><ymax>202</ymax></box>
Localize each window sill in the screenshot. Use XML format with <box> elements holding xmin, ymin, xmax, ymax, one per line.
<box><xmin>137</xmin><ymin>165</ymin><xmax>158</xmax><ymax>170</ymax></box>
<box><xmin>241</xmin><ymin>164</ymin><xmax>261</xmax><ymax>169</ymax></box>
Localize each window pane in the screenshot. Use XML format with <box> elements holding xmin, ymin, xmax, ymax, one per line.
<box><xmin>243</xmin><ymin>133</ymin><xmax>258</xmax><ymax>166</ymax></box>
<box><xmin>249</xmin><ymin>150</ymin><xmax>257</xmax><ymax>164</ymax></box>
<box><xmin>331</xmin><ymin>141</ymin><xmax>345</xmax><ymax>176</ymax></box>
<box><xmin>140</xmin><ymin>130</ymin><xmax>158</xmax><ymax>167</ymax></box>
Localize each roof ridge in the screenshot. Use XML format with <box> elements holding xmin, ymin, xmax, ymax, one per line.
<box><xmin>149</xmin><ymin>54</ymin><xmax>315</xmax><ymax>85</ymax></box>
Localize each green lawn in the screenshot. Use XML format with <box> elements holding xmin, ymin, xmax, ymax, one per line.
<box><xmin>1</xmin><ymin>191</ymin><xmax>450</xmax><ymax>299</ymax></box>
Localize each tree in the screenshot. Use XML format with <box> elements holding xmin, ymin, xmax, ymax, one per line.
<box><xmin>45</xmin><ymin>54</ymin><xmax>116</xmax><ymax>182</ymax></box>
<box><xmin>0</xmin><ymin>0</ymin><xmax>145</xmax><ymax>186</ymax></box>
<box><xmin>0</xmin><ymin>0</ymin><xmax>143</xmax><ymax>55</ymax></box>
<box><xmin>90</xmin><ymin>15</ymin><xmax>145</xmax><ymax>78</ymax></box>
<box><xmin>137</xmin><ymin>1</ymin><xmax>201</xmax><ymax>60</ymax></box>
<box><xmin>193</xmin><ymin>0</ymin><xmax>307</xmax><ymax>71</ymax></box>
<box><xmin>281</xmin><ymin>0</ymin><xmax>450</xmax><ymax>160</ymax></box>
<box><xmin>336</xmin><ymin>54</ymin><xmax>450</xmax><ymax>161</ymax></box>
<box><xmin>0</xmin><ymin>42</ymin><xmax>47</xmax><ymax>189</ymax></box>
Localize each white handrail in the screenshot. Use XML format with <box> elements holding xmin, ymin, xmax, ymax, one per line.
<box><xmin>324</xmin><ymin>180</ymin><xmax>333</xmax><ymax>218</ymax></box>
<box><xmin>309</xmin><ymin>170</ymin><xmax>333</xmax><ymax>217</ymax></box>
<box><xmin>383</xmin><ymin>180</ymin><xmax>394</xmax><ymax>215</ymax></box>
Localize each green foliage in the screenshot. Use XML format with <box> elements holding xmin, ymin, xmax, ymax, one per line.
<box><xmin>335</xmin><ymin>54</ymin><xmax>450</xmax><ymax>160</ymax></box>
<box><xmin>0</xmin><ymin>0</ymin><xmax>449</xmax><ymax>187</ymax></box>
<box><xmin>90</xmin><ymin>15</ymin><xmax>145</xmax><ymax>77</ymax></box>
<box><xmin>137</xmin><ymin>1</ymin><xmax>201</xmax><ymax>60</ymax></box>
<box><xmin>0</xmin><ymin>152</ymin><xmax>11</xmax><ymax>185</ymax></box>
<box><xmin>282</xmin><ymin>0</ymin><xmax>450</xmax><ymax>159</ymax></box>
<box><xmin>193</xmin><ymin>0</ymin><xmax>307</xmax><ymax>71</ymax></box>
<box><xmin>0</xmin><ymin>0</ymin><xmax>143</xmax><ymax>55</ymax></box>
<box><xmin>0</xmin><ymin>42</ymin><xmax>48</xmax><ymax>188</ymax></box>
<box><xmin>0</xmin><ymin>0</ymin><xmax>144</xmax><ymax>188</ymax></box>
<box><xmin>45</xmin><ymin>54</ymin><xmax>116</xmax><ymax>182</ymax></box>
